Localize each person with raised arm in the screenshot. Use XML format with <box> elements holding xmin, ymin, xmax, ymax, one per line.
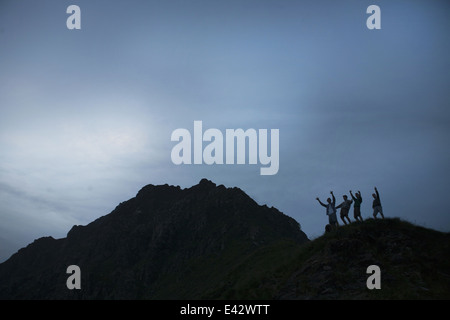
<box><xmin>336</xmin><ymin>194</ymin><xmax>353</xmax><ymax>225</ymax></box>
<box><xmin>316</xmin><ymin>191</ymin><xmax>339</xmax><ymax>229</ymax></box>
<box><xmin>372</xmin><ymin>187</ymin><xmax>385</xmax><ymax>219</ymax></box>
<box><xmin>350</xmin><ymin>190</ymin><xmax>363</xmax><ymax>222</ymax></box>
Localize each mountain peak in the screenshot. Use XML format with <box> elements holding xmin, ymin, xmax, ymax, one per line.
<box><xmin>198</xmin><ymin>178</ymin><xmax>216</xmax><ymax>187</ymax></box>
<box><xmin>0</xmin><ymin>180</ymin><xmax>308</xmax><ymax>299</ymax></box>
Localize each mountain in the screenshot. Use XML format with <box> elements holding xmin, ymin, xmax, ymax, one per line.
<box><xmin>1</xmin><ymin>179</ymin><xmax>449</xmax><ymax>300</ymax></box>
<box><xmin>0</xmin><ymin>179</ymin><xmax>308</xmax><ymax>299</ymax></box>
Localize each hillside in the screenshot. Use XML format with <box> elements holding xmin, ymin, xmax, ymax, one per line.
<box><xmin>0</xmin><ymin>179</ymin><xmax>308</xmax><ymax>299</ymax></box>
<box><xmin>210</xmin><ymin>218</ymin><xmax>450</xmax><ymax>299</ymax></box>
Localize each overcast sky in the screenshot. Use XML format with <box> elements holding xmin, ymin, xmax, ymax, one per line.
<box><xmin>1</xmin><ymin>0</ymin><xmax>449</xmax><ymax>262</ymax></box>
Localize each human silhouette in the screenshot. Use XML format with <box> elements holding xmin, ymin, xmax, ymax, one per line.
<box><xmin>372</xmin><ymin>187</ymin><xmax>385</xmax><ymax>219</ymax></box>
<box><xmin>350</xmin><ymin>190</ymin><xmax>363</xmax><ymax>222</ymax></box>
<box><xmin>316</xmin><ymin>191</ymin><xmax>339</xmax><ymax>229</ymax></box>
<box><xmin>336</xmin><ymin>195</ymin><xmax>353</xmax><ymax>225</ymax></box>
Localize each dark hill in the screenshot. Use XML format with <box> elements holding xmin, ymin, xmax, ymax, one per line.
<box><xmin>0</xmin><ymin>179</ymin><xmax>308</xmax><ymax>299</ymax></box>
<box><xmin>210</xmin><ymin>218</ymin><xmax>450</xmax><ymax>299</ymax></box>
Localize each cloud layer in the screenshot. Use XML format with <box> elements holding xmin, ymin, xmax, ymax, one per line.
<box><xmin>1</xmin><ymin>0</ymin><xmax>449</xmax><ymax>262</ymax></box>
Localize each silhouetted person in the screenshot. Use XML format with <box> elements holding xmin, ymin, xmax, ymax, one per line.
<box><xmin>372</xmin><ymin>187</ymin><xmax>385</xmax><ymax>219</ymax></box>
<box><xmin>336</xmin><ymin>195</ymin><xmax>353</xmax><ymax>225</ymax></box>
<box><xmin>350</xmin><ymin>190</ymin><xmax>363</xmax><ymax>222</ymax></box>
<box><xmin>316</xmin><ymin>191</ymin><xmax>339</xmax><ymax>229</ymax></box>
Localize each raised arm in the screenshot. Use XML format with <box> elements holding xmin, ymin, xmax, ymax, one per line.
<box><xmin>349</xmin><ymin>190</ymin><xmax>357</xmax><ymax>201</ymax></box>
<box><xmin>375</xmin><ymin>187</ymin><xmax>380</xmax><ymax>200</ymax></box>
<box><xmin>331</xmin><ymin>191</ymin><xmax>335</xmax><ymax>204</ymax></box>
<box><xmin>316</xmin><ymin>198</ymin><xmax>326</xmax><ymax>207</ymax></box>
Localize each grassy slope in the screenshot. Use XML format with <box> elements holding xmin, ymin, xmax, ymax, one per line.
<box><xmin>198</xmin><ymin>218</ymin><xmax>450</xmax><ymax>300</ymax></box>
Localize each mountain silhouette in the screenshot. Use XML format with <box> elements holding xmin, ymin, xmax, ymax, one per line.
<box><xmin>0</xmin><ymin>179</ymin><xmax>308</xmax><ymax>299</ymax></box>
<box><xmin>1</xmin><ymin>179</ymin><xmax>449</xmax><ymax>299</ymax></box>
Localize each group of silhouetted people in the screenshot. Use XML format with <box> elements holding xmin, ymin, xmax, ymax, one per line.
<box><xmin>316</xmin><ymin>187</ymin><xmax>385</xmax><ymax>232</ymax></box>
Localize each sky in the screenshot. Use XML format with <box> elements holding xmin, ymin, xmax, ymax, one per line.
<box><xmin>0</xmin><ymin>0</ymin><xmax>449</xmax><ymax>262</ymax></box>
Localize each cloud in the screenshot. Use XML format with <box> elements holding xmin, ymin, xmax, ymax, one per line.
<box><xmin>0</xmin><ymin>0</ymin><xmax>449</xmax><ymax>260</ymax></box>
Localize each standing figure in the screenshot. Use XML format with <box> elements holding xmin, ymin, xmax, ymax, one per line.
<box><xmin>316</xmin><ymin>191</ymin><xmax>339</xmax><ymax>229</ymax></box>
<box><xmin>336</xmin><ymin>195</ymin><xmax>353</xmax><ymax>225</ymax></box>
<box><xmin>350</xmin><ymin>190</ymin><xmax>363</xmax><ymax>222</ymax></box>
<box><xmin>372</xmin><ymin>187</ymin><xmax>385</xmax><ymax>219</ymax></box>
